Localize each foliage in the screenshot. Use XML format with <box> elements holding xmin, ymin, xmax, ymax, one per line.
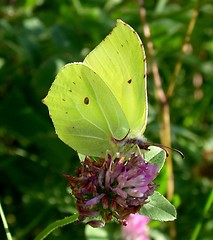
<box><xmin>0</xmin><ymin>0</ymin><xmax>212</xmax><ymax>239</ymax></box>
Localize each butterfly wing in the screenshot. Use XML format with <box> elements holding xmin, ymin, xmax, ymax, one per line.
<box><xmin>43</xmin><ymin>63</ymin><xmax>129</xmax><ymax>157</ymax></box>
<box><xmin>84</xmin><ymin>19</ymin><xmax>147</xmax><ymax>137</ymax></box>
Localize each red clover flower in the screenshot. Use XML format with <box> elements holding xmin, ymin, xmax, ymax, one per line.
<box><xmin>64</xmin><ymin>153</ymin><xmax>158</xmax><ymax>227</ymax></box>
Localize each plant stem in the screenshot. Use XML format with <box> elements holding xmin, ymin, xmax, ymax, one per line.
<box><xmin>34</xmin><ymin>213</ymin><xmax>79</xmax><ymax>240</ymax></box>
<box><xmin>167</xmin><ymin>0</ymin><xmax>200</xmax><ymax>99</ymax></box>
<box><xmin>137</xmin><ymin>0</ymin><xmax>174</xmax><ymax>201</ymax></box>
<box><xmin>0</xmin><ymin>200</ymin><xmax>13</xmax><ymax>240</ymax></box>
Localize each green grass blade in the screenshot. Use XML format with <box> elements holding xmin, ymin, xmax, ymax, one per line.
<box><xmin>190</xmin><ymin>189</ymin><xmax>213</xmax><ymax>240</ymax></box>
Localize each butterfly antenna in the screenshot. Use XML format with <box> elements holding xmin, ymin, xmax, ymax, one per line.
<box><xmin>147</xmin><ymin>142</ymin><xmax>185</xmax><ymax>158</ymax></box>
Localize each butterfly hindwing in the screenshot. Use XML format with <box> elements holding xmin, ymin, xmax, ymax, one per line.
<box><xmin>43</xmin><ymin>63</ymin><xmax>129</xmax><ymax>157</ymax></box>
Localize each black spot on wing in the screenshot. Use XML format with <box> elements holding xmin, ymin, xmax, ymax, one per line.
<box><xmin>84</xmin><ymin>97</ymin><xmax>89</xmax><ymax>105</ymax></box>
<box><xmin>127</xmin><ymin>79</ymin><xmax>132</xmax><ymax>84</ymax></box>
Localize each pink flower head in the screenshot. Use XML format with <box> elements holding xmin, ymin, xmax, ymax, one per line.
<box><xmin>64</xmin><ymin>153</ymin><xmax>158</xmax><ymax>227</ymax></box>
<box><xmin>122</xmin><ymin>213</ymin><xmax>150</xmax><ymax>240</ymax></box>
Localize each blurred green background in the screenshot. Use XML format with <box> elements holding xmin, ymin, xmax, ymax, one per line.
<box><xmin>0</xmin><ymin>0</ymin><xmax>212</xmax><ymax>239</ymax></box>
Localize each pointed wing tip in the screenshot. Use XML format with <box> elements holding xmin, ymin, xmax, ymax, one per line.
<box><xmin>42</xmin><ymin>97</ymin><xmax>47</xmax><ymax>105</ymax></box>
<box><xmin>116</xmin><ymin>19</ymin><xmax>127</xmax><ymax>27</ymax></box>
<box><xmin>42</xmin><ymin>95</ymin><xmax>51</xmax><ymax>107</ymax></box>
<box><xmin>116</xmin><ymin>19</ymin><xmax>123</xmax><ymax>23</ymax></box>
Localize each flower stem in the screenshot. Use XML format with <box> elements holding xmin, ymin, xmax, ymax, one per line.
<box><xmin>34</xmin><ymin>213</ymin><xmax>79</xmax><ymax>240</ymax></box>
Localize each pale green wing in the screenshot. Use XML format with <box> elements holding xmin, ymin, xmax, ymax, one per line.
<box><xmin>43</xmin><ymin>63</ymin><xmax>129</xmax><ymax>157</ymax></box>
<box><xmin>84</xmin><ymin>19</ymin><xmax>147</xmax><ymax>137</ymax></box>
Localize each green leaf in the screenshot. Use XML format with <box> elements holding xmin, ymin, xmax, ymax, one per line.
<box><xmin>143</xmin><ymin>146</ymin><xmax>166</xmax><ymax>172</ymax></box>
<box><xmin>139</xmin><ymin>191</ymin><xmax>177</xmax><ymax>221</ymax></box>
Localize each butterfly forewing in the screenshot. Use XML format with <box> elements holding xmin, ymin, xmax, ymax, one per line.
<box><xmin>84</xmin><ymin>19</ymin><xmax>148</xmax><ymax>137</ymax></box>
